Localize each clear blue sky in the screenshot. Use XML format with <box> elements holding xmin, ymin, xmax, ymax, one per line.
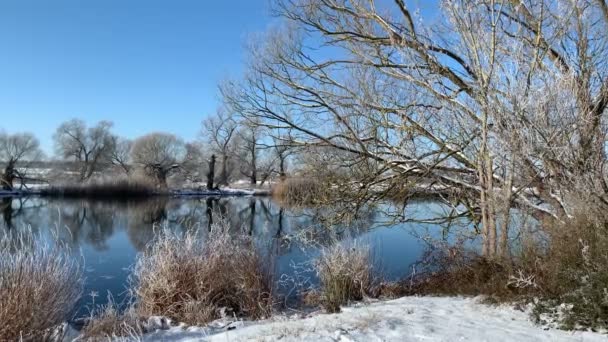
<box><xmin>0</xmin><ymin>0</ymin><xmax>273</xmax><ymax>153</ymax></box>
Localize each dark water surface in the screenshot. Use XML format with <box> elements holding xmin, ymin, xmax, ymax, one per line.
<box><xmin>0</xmin><ymin>196</ymin><xmax>470</xmax><ymax>318</ymax></box>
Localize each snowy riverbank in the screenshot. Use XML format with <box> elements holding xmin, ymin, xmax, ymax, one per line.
<box><xmin>0</xmin><ymin>186</ymin><xmax>271</xmax><ymax>198</ymax></box>
<box><xmin>141</xmin><ymin>296</ymin><xmax>604</xmax><ymax>342</ymax></box>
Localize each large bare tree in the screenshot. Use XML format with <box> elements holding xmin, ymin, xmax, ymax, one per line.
<box><xmin>181</xmin><ymin>141</ymin><xmax>206</xmax><ymax>185</ymax></box>
<box><xmin>53</xmin><ymin>119</ymin><xmax>116</xmax><ymax>181</ymax></box>
<box><xmin>131</xmin><ymin>133</ymin><xmax>186</xmax><ymax>188</ymax></box>
<box><xmin>0</xmin><ymin>132</ymin><xmax>42</xmax><ymax>190</ymax></box>
<box><xmin>202</xmin><ymin>109</ymin><xmax>238</xmax><ymax>186</ymax></box>
<box><xmin>223</xmin><ymin>0</ymin><xmax>608</xmax><ymax>258</ymax></box>
<box><xmin>235</xmin><ymin>120</ymin><xmax>264</xmax><ymax>185</ymax></box>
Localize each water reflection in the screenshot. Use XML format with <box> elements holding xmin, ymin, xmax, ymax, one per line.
<box><xmin>0</xmin><ymin>196</ymin><xmax>469</xmax><ymax>317</ymax></box>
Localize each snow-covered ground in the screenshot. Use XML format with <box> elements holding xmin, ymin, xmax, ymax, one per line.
<box><xmin>142</xmin><ymin>296</ymin><xmax>603</xmax><ymax>342</ymax></box>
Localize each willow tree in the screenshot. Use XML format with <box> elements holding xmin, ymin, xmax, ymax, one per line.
<box><xmin>0</xmin><ymin>132</ymin><xmax>41</xmax><ymax>190</ymax></box>
<box><xmin>53</xmin><ymin>119</ymin><xmax>116</xmax><ymax>181</ymax></box>
<box><xmin>131</xmin><ymin>133</ymin><xmax>186</xmax><ymax>188</ymax></box>
<box><xmin>223</xmin><ymin>0</ymin><xmax>608</xmax><ymax>258</ymax></box>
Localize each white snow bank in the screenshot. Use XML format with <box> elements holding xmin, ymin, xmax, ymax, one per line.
<box><xmin>142</xmin><ymin>296</ymin><xmax>604</xmax><ymax>342</ymax></box>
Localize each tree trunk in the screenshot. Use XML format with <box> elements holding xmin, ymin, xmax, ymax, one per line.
<box><xmin>498</xmin><ymin>157</ymin><xmax>515</xmax><ymax>259</ymax></box>
<box><xmin>156</xmin><ymin>169</ymin><xmax>169</xmax><ymax>189</ymax></box>
<box><xmin>479</xmin><ymin>112</ymin><xmax>497</xmax><ymax>259</ymax></box>
<box><xmin>218</xmin><ymin>154</ymin><xmax>229</xmax><ymax>186</ymax></box>
<box><xmin>207</xmin><ymin>154</ymin><xmax>216</xmax><ymax>190</ymax></box>
<box><xmin>250</xmin><ymin>170</ymin><xmax>257</xmax><ymax>185</ymax></box>
<box><xmin>250</xmin><ymin>141</ymin><xmax>257</xmax><ymax>185</ymax></box>
<box><xmin>279</xmin><ymin>157</ymin><xmax>287</xmax><ymax>181</ymax></box>
<box><xmin>2</xmin><ymin>162</ymin><xmax>16</xmax><ymax>191</ymax></box>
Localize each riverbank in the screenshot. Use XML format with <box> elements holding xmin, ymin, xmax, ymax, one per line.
<box><xmin>0</xmin><ymin>186</ymin><xmax>271</xmax><ymax>198</ymax></box>
<box><xmin>138</xmin><ymin>296</ymin><xmax>603</xmax><ymax>342</ymax></box>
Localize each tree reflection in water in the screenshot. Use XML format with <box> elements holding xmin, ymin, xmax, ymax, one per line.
<box><xmin>0</xmin><ymin>196</ymin><xmax>396</xmax><ymax>317</ymax></box>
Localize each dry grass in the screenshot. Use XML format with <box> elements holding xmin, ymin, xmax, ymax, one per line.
<box><xmin>130</xmin><ymin>221</ymin><xmax>273</xmax><ymax>325</ymax></box>
<box><xmin>404</xmin><ymin>243</ymin><xmax>517</xmax><ymax>299</ymax></box>
<box><xmin>80</xmin><ymin>296</ymin><xmax>145</xmax><ymax>341</ymax></box>
<box><xmin>272</xmin><ymin>178</ymin><xmax>330</xmax><ymax>207</ymax></box>
<box><xmin>42</xmin><ymin>176</ymin><xmax>157</xmax><ymax>199</ymax></box>
<box><xmin>0</xmin><ymin>231</ymin><xmax>83</xmax><ymax>341</ymax></box>
<box><xmin>314</xmin><ymin>242</ymin><xmax>374</xmax><ymax>313</ymax></box>
<box><xmin>405</xmin><ymin>207</ymin><xmax>608</xmax><ymax>330</ymax></box>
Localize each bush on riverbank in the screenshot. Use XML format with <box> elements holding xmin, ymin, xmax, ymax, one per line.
<box><xmin>408</xmin><ymin>208</ymin><xmax>608</xmax><ymax>330</ymax></box>
<box><xmin>42</xmin><ymin>176</ymin><xmax>157</xmax><ymax>199</ymax></box>
<box><xmin>0</xmin><ymin>231</ymin><xmax>83</xmax><ymax>341</ymax></box>
<box><xmin>314</xmin><ymin>243</ymin><xmax>374</xmax><ymax>313</ymax></box>
<box><xmin>272</xmin><ymin>178</ymin><xmax>330</xmax><ymax>207</ymax></box>
<box><xmin>130</xmin><ymin>221</ymin><xmax>273</xmax><ymax>325</ymax></box>
<box><xmin>80</xmin><ymin>297</ymin><xmax>145</xmax><ymax>341</ymax></box>
<box><xmin>532</xmin><ymin>211</ymin><xmax>608</xmax><ymax>330</ymax></box>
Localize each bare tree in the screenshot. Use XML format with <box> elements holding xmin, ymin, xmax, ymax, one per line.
<box><xmin>223</xmin><ymin>0</ymin><xmax>608</xmax><ymax>258</ymax></box>
<box><xmin>202</xmin><ymin>109</ymin><xmax>238</xmax><ymax>186</ymax></box>
<box><xmin>0</xmin><ymin>132</ymin><xmax>42</xmax><ymax>190</ymax></box>
<box><xmin>109</xmin><ymin>136</ymin><xmax>132</xmax><ymax>175</ymax></box>
<box><xmin>235</xmin><ymin>121</ymin><xmax>264</xmax><ymax>185</ymax></box>
<box><xmin>131</xmin><ymin>133</ymin><xmax>186</xmax><ymax>188</ymax></box>
<box><xmin>53</xmin><ymin>119</ymin><xmax>116</xmax><ymax>181</ymax></box>
<box><xmin>271</xmin><ymin>134</ymin><xmax>296</xmax><ymax>180</ymax></box>
<box><xmin>181</xmin><ymin>141</ymin><xmax>206</xmax><ymax>185</ymax></box>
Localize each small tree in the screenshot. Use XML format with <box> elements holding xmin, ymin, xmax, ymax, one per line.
<box><xmin>53</xmin><ymin>119</ymin><xmax>115</xmax><ymax>180</ymax></box>
<box><xmin>0</xmin><ymin>132</ymin><xmax>41</xmax><ymax>190</ymax></box>
<box><xmin>109</xmin><ymin>136</ymin><xmax>132</xmax><ymax>175</ymax></box>
<box><xmin>131</xmin><ymin>133</ymin><xmax>186</xmax><ymax>188</ymax></box>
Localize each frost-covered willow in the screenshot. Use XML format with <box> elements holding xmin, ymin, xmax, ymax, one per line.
<box><xmin>222</xmin><ymin>0</ymin><xmax>608</xmax><ymax>258</ymax></box>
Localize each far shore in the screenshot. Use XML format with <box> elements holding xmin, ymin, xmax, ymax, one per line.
<box><xmin>0</xmin><ymin>186</ymin><xmax>272</xmax><ymax>199</ymax></box>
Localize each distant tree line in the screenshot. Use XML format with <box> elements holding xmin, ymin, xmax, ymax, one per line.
<box><xmin>0</xmin><ymin>113</ymin><xmax>300</xmax><ymax>190</ymax></box>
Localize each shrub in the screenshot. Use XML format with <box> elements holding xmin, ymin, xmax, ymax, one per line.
<box><xmin>80</xmin><ymin>295</ymin><xmax>145</xmax><ymax>341</ymax></box>
<box><xmin>272</xmin><ymin>178</ymin><xmax>329</xmax><ymax>207</ymax></box>
<box><xmin>130</xmin><ymin>221</ymin><xmax>273</xmax><ymax>325</ymax></box>
<box><xmin>405</xmin><ymin>243</ymin><xmax>518</xmax><ymax>300</ymax></box>
<box><xmin>407</xmin><ymin>207</ymin><xmax>608</xmax><ymax>330</ymax></box>
<box><xmin>314</xmin><ymin>242</ymin><xmax>373</xmax><ymax>313</ymax></box>
<box><xmin>42</xmin><ymin>176</ymin><xmax>157</xmax><ymax>199</ymax></box>
<box><xmin>530</xmin><ymin>212</ymin><xmax>608</xmax><ymax>330</ymax></box>
<box><xmin>0</xmin><ymin>231</ymin><xmax>83</xmax><ymax>341</ymax></box>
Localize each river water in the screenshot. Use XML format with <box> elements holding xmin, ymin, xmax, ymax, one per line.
<box><xmin>0</xmin><ymin>196</ymin><xmax>472</xmax><ymax>318</ymax></box>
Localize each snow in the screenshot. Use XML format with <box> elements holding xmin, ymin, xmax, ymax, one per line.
<box><xmin>172</xmin><ymin>187</ymin><xmax>271</xmax><ymax>197</ymax></box>
<box><xmin>141</xmin><ymin>296</ymin><xmax>604</xmax><ymax>342</ymax></box>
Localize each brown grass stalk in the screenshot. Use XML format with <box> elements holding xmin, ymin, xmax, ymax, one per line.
<box><xmin>0</xmin><ymin>231</ymin><xmax>83</xmax><ymax>341</ymax></box>
<box><xmin>129</xmin><ymin>221</ymin><xmax>273</xmax><ymax>326</ymax></box>
<box><xmin>314</xmin><ymin>242</ymin><xmax>374</xmax><ymax>313</ymax></box>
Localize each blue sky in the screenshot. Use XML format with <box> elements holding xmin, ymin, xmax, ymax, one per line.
<box><xmin>0</xmin><ymin>0</ymin><xmax>274</xmax><ymax>153</ymax></box>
